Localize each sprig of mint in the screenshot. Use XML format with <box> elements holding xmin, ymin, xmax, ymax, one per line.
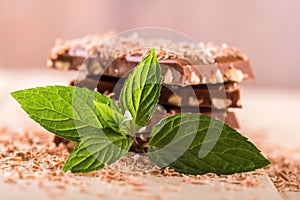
<box><xmin>11</xmin><ymin>49</ymin><xmax>270</xmax><ymax>175</ymax></box>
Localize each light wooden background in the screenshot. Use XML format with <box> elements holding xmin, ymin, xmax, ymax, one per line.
<box><xmin>1</xmin><ymin>0</ymin><xmax>300</xmax><ymax>88</ymax></box>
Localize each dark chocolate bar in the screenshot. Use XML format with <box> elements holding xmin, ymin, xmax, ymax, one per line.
<box><xmin>48</xmin><ymin>33</ymin><xmax>254</xmax><ymax>85</ymax></box>
<box><xmin>70</xmin><ymin>77</ymin><xmax>241</xmax><ymax>109</ymax></box>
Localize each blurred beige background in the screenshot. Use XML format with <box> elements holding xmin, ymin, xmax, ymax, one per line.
<box><xmin>0</xmin><ymin>0</ymin><xmax>300</xmax><ymax>88</ymax></box>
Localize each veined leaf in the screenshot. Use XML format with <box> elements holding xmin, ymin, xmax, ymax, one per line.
<box><xmin>63</xmin><ymin>128</ymin><xmax>133</xmax><ymax>173</ymax></box>
<box><xmin>11</xmin><ymin>86</ymin><xmax>111</xmax><ymax>141</ymax></box>
<box><xmin>94</xmin><ymin>101</ymin><xmax>131</xmax><ymax>134</ymax></box>
<box><xmin>119</xmin><ymin>49</ymin><xmax>162</xmax><ymax>130</ymax></box>
<box><xmin>148</xmin><ymin>113</ymin><xmax>270</xmax><ymax>175</ymax></box>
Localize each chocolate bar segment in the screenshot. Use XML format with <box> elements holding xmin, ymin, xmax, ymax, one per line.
<box><xmin>159</xmin><ymin>84</ymin><xmax>241</xmax><ymax>109</ymax></box>
<box><xmin>70</xmin><ymin>77</ymin><xmax>242</xmax><ymax>109</ymax></box>
<box><xmin>160</xmin><ymin>105</ymin><xmax>239</xmax><ymax>129</ymax></box>
<box><xmin>48</xmin><ymin>33</ymin><xmax>254</xmax><ymax>85</ymax></box>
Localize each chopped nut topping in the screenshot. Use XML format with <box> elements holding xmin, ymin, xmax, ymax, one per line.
<box><xmin>163</xmin><ymin>69</ymin><xmax>174</xmax><ymax>84</ymax></box>
<box><xmin>54</xmin><ymin>61</ymin><xmax>71</xmax><ymax>71</ymax></box>
<box><xmin>225</xmin><ymin>66</ymin><xmax>244</xmax><ymax>82</ymax></box>
<box><xmin>49</xmin><ymin>32</ymin><xmax>248</xmax><ymax>67</ymax></box>
<box><xmin>167</xmin><ymin>94</ymin><xmax>182</xmax><ymax>107</ymax></box>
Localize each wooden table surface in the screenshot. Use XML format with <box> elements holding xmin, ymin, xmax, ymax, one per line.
<box><xmin>1</xmin><ymin>68</ymin><xmax>299</xmax><ymax>200</ymax></box>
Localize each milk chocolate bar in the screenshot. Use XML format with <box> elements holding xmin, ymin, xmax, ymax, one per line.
<box><xmin>70</xmin><ymin>77</ymin><xmax>241</xmax><ymax>109</ymax></box>
<box><xmin>161</xmin><ymin>106</ymin><xmax>239</xmax><ymax>129</ymax></box>
<box><xmin>48</xmin><ymin>33</ymin><xmax>255</xmax><ymax>85</ymax></box>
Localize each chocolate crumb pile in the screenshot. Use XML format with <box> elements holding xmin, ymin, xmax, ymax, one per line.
<box><xmin>265</xmin><ymin>150</ymin><xmax>300</xmax><ymax>192</ymax></box>
<box><xmin>0</xmin><ymin>128</ymin><xmax>299</xmax><ymax>195</ymax></box>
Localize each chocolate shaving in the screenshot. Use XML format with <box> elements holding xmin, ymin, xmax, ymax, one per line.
<box><xmin>0</xmin><ymin>128</ymin><xmax>299</xmax><ymax>195</ymax></box>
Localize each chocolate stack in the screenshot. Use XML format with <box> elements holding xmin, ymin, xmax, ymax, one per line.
<box><xmin>47</xmin><ymin>33</ymin><xmax>254</xmax><ymax>151</ymax></box>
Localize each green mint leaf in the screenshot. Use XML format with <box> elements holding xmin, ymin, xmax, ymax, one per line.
<box><xmin>93</xmin><ymin>101</ymin><xmax>125</xmax><ymax>134</ymax></box>
<box><xmin>119</xmin><ymin>49</ymin><xmax>162</xmax><ymax>131</ymax></box>
<box><xmin>148</xmin><ymin>113</ymin><xmax>271</xmax><ymax>175</ymax></box>
<box><xmin>11</xmin><ymin>86</ymin><xmax>112</xmax><ymax>142</ymax></box>
<box><xmin>62</xmin><ymin>128</ymin><xmax>133</xmax><ymax>173</ymax></box>
<box><xmin>94</xmin><ymin>101</ymin><xmax>134</xmax><ymax>136</ymax></box>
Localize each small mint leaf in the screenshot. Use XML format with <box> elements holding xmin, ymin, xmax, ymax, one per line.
<box><xmin>119</xmin><ymin>49</ymin><xmax>162</xmax><ymax>130</ymax></box>
<box><xmin>148</xmin><ymin>113</ymin><xmax>271</xmax><ymax>175</ymax></box>
<box><xmin>94</xmin><ymin>101</ymin><xmax>126</xmax><ymax>135</ymax></box>
<box><xmin>62</xmin><ymin>128</ymin><xmax>133</xmax><ymax>173</ymax></box>
<box><xmin>119</xmin><ymin>110</ymin><xmax>135</xmax><ymax>136</ymax></box>
<box><xmin>11</xmin><ymin>86</ymin><xmax>111</xmax><ymax>141</ymax></box>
